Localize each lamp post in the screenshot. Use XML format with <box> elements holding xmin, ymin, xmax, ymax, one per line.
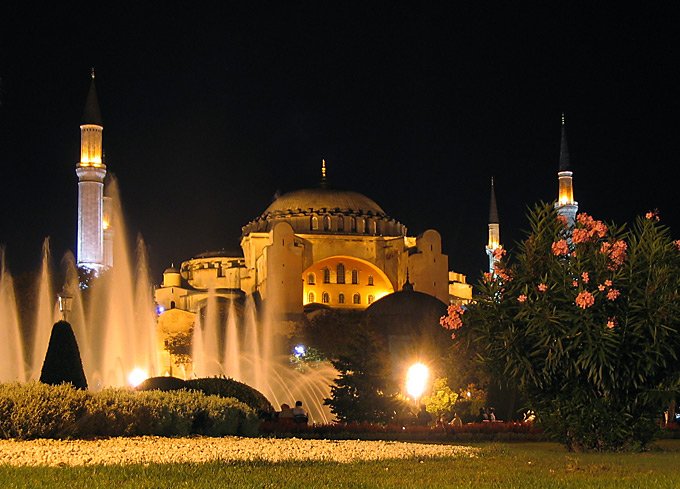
<box><xmin>58</xmin><ymin>287</ymin><xmax>73</xmax><ymax>321</ymax></box>
<box><xmin>406</xmin><ymin>363</ymin><xmax>429</xmax><ymax>406</ymax></box>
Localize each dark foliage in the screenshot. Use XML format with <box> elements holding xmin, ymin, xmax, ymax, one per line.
<box><xmin>185</xmin><ymin>377</ymin><xmax>274</xmax><ymax>418</ymax></box>
<box><xmin>136</xmin><ymin>376</ymin><xmax>187</xmax><ymax>391</ymax></box>
<box><xmin>39</xmin><ymin>321</ymin><xmax>88</xmax><ymax>390</ymax></box>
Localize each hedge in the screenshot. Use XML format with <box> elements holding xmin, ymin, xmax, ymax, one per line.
<box><xmin>0</xmin><ymin>382</ymin><xmax>259</xmax><ymax>440</ymax></box>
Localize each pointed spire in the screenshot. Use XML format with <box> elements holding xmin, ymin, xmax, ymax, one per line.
<box><xmin>489</xmin><ymin>177</ymin><xmax>499</xmax><ymax>224</ymax></box>
<box><xmin>402</xmin><ymin>269</ymin><xmax>414</xmax><ymax>291</ymax></box>
<box><xmin>320</xmin><ymin>159</ymin><xmax>328</xmax><ymax>188</ymax></box>
<box><xmin>82</xmin><ymin>71</ymin><xmax>103</xmax><ymax>126</ymax></box>
<box><xmin>559</xmin><ymin>112</ymin><xmax>570</xmax><ymax>172</ymax></box>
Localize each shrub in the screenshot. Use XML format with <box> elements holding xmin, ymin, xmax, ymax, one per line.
<box><xmin>136</xmin><ymin>376</ymin><xmax>188</xmax><ymax>391</ymax></box>
<box><xmin>185</xmin><ymin>377</ymin><xmax>274</xmax><ymax>418</ymax></box>
<box><xmin>39</xmin><ymin>321</ymin><xmax>88</xmax><ymax>390</ymax></box>
<box><xmin>0</xmin><ymin>382</ymin><xmax>87</xmax><ymax>439</ymax></box>
<box><xmin>0</xmin><ymin>382</ymin><xmax>259</xmax><ymax>439</ymax></box>
<box><xmin>444</xmin><ymin>204</ymin><xmax>680</xmax><ymax>451</ymax></box>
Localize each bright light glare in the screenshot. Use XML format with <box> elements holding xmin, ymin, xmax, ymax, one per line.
<box><xmin>406</xmin><ymin>363</ymin><xmax>429</xmax><ymax>399</ymax></box>
<box><xmin>294</xmin><ymin>345</ymin><xmax>306</xmax><ymax>356</ymax></box>
<box><xmin>128</xmin><ymin>368</ymin><xmax>147</xmax><ymax>387</ymax></box>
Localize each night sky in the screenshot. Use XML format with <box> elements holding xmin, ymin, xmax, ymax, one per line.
<box><xmin>0</xmin><ymin>5</ymin><xmax>676</xmax><ymax>285</ymax></box>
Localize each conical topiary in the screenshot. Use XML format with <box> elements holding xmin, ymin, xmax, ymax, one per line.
<box><xmin>39</xmin><ymin>320</ymin><xmax>88</xmax><ymax>390</ymax></box>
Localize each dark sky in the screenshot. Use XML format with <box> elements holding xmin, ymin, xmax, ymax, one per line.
<box><xmin>0</xmin><ymin>5</ymin><xmax>676</xmax><ymax>284</ymax></box>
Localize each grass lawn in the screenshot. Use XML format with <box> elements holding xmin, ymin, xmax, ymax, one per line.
<box><xmin>2</xmin><ymin>440</ymin><xmax>680</xmax><ymax>488</ymax></box>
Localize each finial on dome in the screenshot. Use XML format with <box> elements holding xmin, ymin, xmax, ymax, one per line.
<box><xmin>402</xmin><ymin>269</ymin><xmax>414</xmax><ymax>291</ymax></box>
<box><xmin>320</xmin><ymin>159</ymin><xmax>328</xmax><ymax>188</ymax></box>
<box><xmin>561</xmin><ymin>112</ymin><xmax>565</xmax><ymax>126</ymax></box>
<box><xmin>91</xmin><ymin>67</ymin><xmax>95</xmax><ymax>79</ymax></box>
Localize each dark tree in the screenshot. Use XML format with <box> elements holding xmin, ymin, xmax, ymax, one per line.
<box><xmin>39</xmin><ymin>321</ymin><xmax>88</xmax><ymax>390</ymax></box>
<box><xmin>324</xmin><ymin>327</ymin><xmax>401</xmax><ymax>423</ymax></box>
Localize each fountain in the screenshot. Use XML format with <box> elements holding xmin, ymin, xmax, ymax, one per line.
<box><xmin>0</xmin><ymin>175</ymin><xmax>336</xmax><ymax>422</ymax></box>
<box><xmin>190</xmin><ymin>290</ymin><xmax>337</xmax><ymax>423</ymax></box>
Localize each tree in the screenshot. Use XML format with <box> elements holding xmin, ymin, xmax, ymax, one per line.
<box><xmin>324</xmin><ymin>327</ymin><xmax>402</xmax><ymax>423</ymax></box>
<box><xmin>39</xmin><ymin>320</ymin><xmax>88</xmax><ymax>390</ymax></box>
<box><xmin>443</xmin><ymin>204</ymin><xmax>680</xmax><ymax>451</ymax></box>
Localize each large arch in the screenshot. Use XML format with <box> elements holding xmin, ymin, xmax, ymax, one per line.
<box><xmin>302</xmin><ymin>255</ymin><xmax>394</xmax><ymax>309</ymax></box>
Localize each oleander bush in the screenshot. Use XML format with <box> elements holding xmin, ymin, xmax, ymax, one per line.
<box><xmin>0</xmin><ymin>382</ymin><xmax>258</xmax><ymax>439</ymax></box>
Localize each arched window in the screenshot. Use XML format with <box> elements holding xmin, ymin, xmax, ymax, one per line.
<box><xmin>311</xmin><ymin>216</ymin><xmax>319</xmax><ymax>230</ymax></box>
<box><xmin>364</xmin><ymin>218</ymin><xmax>369</xmax><ymax>234</ymax></box>
<box><xmin>368</xmin><ymin>294</ymin><xmax>374</xmax><ymax>304</ymax></box>
<box><xmin>323</xmin><ymin>215</ymin><xmax>331</xmax><ymax>231</ymax></box>
<box><xmin>307</xmin><ymin>272</ymin><xmax>316</xmax><ymax>285</ymax></box>
<box><xmin>371</xmin><ymin>221</ymin><xmax>377</xmax><ymax>234</ymax></box>
<box><xmin>322</xmin><ymin>292</ymin><xmax>330</xmax><ymax>304</ymax></box>
<box><xmin>338</xmin><ymin>216</ymin><xmax>344</xmax><ymax>231</ymax></box>
<box><xmin>358</xmin><ymin>218</ymin><xmax>365</xmax><ymax>233</ymax></box>
<box><xmin>170</xmin><ymin>301</ymin><xmax>176</xmax><ymax>309</ymax></box>
<box><xmin>368</xmin><ymin>275</ymin><xmax>374</xmax><ymax>286</ymax></box>
<box><xmin>353</xmin><ymin>293</ymin><xmax>360</xmax><ymax>304</ymax></box>
<box><xmin>337</xmin><ymin>263</ymin><xmax>345</xmax><ymax>284</ymax></box>
<box><xmin>308</xmin><ymin>291</ymin><xmax>315</xmax><ymax>303</ymax></box>
<box><xmin>338</xmin><ymin>293</ymin><xmax>345</xmax><ymax>304</ymax></box>
<box><xmin>350</xmin><ymin>217</ymin><xmax>356</xmax><ymax>232</ymax></box>
<box><xmin>351</xmin><ymin>269</ymin><xmax>358</xmax><ymax>284</ymax></box>
<box><xmin>323</xmin><ymin>268</ymin><xmax>330</xmax><ymax>284</ymax></box>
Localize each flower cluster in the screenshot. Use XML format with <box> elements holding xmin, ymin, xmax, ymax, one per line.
<box><xmin>606</xmin><ymin>288</ymin><xmax>620</xmax><ymax>301</ymax></box>
<box><xmin>495</xmin><ymin>267</ymin><xmax>513</xmax><ymax>282</ymax></box>
<box><xmin>492</xmin><ymin>248</ymin><xmax>506</xmax><ymax>260</ymax></box>
<box><xmin>552</xmin><ymin>239</ymin><xmax>569</xmax><ymax>256</ymax></box>
<box><xmin>440</xmin><ymin>305</ymin><xmax>466</xmax><ymax>338</ymax></box>
<box><xmin>575</xmin><ymin>290</ymin><xmax>595</xmax><ymax>309</ymax></box>
<box><xmin>581</xmin><ymin>272</ymin><xmax>589</xmax><ymax>284</ymax></box>
<box><xmin>517</xmin><ymin>295</ymin><xmax>527</xmax><ymax>303</ymax></box>
<box><xmin>574</xmin><ymin>213</ymin><xmax>608</xmax><ymax>242</ymax></box>
<box><xmin>674</xmin><ymin>240</ymin><xmax>680</xmax><ymax>252</ymax></box>
<box><xmin>646</xmin><ymin>210</ymin><xmax>660</xmax><ymax>221</ymax></box>
<box><xmin>601</xmin><ymin>240</ymin><xmax>628</xmax><ymax>269</ymax></box>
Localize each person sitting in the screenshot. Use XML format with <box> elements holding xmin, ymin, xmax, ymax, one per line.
<box><xmin>291</xmin><ymin>400</ymin><xmax>308</xmax><ymax>424</ymax></box>
<box><xmin>279</xmin><ymin>403</ymin><xmax>294</xmax><ymax>421</ymax></box>
<box><xmin>450</xmin><ymin>412</ymin><xmax>463</xmax><ymax>427</ymax></box>
<box><xmin>476</xmin><ymin>407</ymin><xmax>490</xmax><ymax>423</ymax></box>
<box><xmin>416</xmin><ymin>404</ymin><xmax>433</xmax><ymax>427</ymax></box>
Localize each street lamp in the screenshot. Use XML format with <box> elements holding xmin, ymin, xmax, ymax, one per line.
<box><xmin>406</xmin><ymin>363</ymin><xmax>429</xmax><ymax>404</ymax></box>
<box><xmin>58</xmin><ymin>287</ymin><xmax>73</xmax><ymax>321</ymax></box>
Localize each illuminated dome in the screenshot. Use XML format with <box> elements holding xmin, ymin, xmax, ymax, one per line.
<box><xmin>242</xmin><ymin>187</ymin><xmax>407</xmax><ymax>237</ymax></box>
<box><xmin>263</xmin><ymin>188</ymin><xmax>386</xmax><ymax>217</ymax></box>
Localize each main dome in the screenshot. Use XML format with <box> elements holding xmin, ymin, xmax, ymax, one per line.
<box><xmin>263</xmin><ymin>188</ymin><xmax>386</xmax><ymax>217</ymax></box>
<box><xmin>242</xmin><ymin>186</ymin><xmax>406</xmax><ymax>237</ymax></box>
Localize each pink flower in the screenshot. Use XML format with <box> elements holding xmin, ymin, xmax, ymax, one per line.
<box><xmin>557</xmin><ymin>215</ymin><xmax>568</xmax><ymax>225</ymax></box>
<box><xmin>572</xmin><ymin>280</ymin><xmax>579</xmax><ymax>287</ymax></box>
<box><xmin>537</xmin><ymin>283</ymin><xmax>548</xmax><ymax>292</ymax></box>
<box><xmin>440</xmin><ymin>305</ymin><xmax>465</xmax><ymax>331</ymax></box>
<box><xmin>581</xmin><ymin>272</ymin><xmax>589</xmax><ymax>284</ymax></box>
<box><xmin>646</xmin><ymin>210</ymin><xmax>660</xmax><ymax>221</ymax></box>
<box><xmin>577</xmin><ymin>213</ymin><xmax>594</xmax><ymax>227</ymax></box>
<box><xmin>450</xmin><ymin>332</ymin><xmax>456</xmax><ymax>339</ymax></box>
<box><xmin>602</xmin><ymin>240</ymin><xmax>627</xmax><ymax>270</ymax></box>
<box><xmin>518</xmin><ymin>295</ymin><xmax>527</xmax><ymax>303</ymax></box>
<box><xmin>572</xmin><ymin>228</ymin><xmax>590</xmax><ymax>244</ymax></box>
<box><xmin>674</xmin><ymin>240</ymin><xmax>680</xmax><ymax>252</ymax></box>
<box><xmin>598</xmin><ymin>284</ymin><xmax>606</xmax><ymax>291</ymax></box>
<box><xmin>575</xmin><ymin>291</ymin><xmax>595</xmax><ymax>309</ymax></box>
<box><xmin>496</xmin><ymin>268</ymin><xmax>513</xmax><ymax>282</ymax></box>
<box><xmin>607</xmin><ymin>319</ymin><xmax>616</xmax><ymax>329</ymax></box>
<box><xmin>552</xmin><ymin>240</ymin><xmax>569</xmax><ymax>256</ymax></box>
<box><xmin>604</xmin><ymin>279</ymin><xmax>612</xmax><ymax>287</ymax></box>
<box><xmin>607</xmin><ymin>288</ymin><xmax>620</xmax><ymax>301</ymax></box>
<box><xmin>483</xmin><ymin>272</ymin><xmax>494</xmax><ymax>282</ymax></box>
<box><xmin>492</xmin><ymin>248</ymin><xmax>506</xmax><ymax>260</ymax></box>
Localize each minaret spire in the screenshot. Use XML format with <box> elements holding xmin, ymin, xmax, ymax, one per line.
<box><xmin>555</xmin><ymin>113</ymin><xmax>578</xmax><ymax>226</ymax></box>
<box><xmin>485</xmin><ymin>177</ymin><xmax>502</xmax><ymax>273</ymax></box>
<box><xmin>76</xmin><ymin>72</ymin><xmax>108</xmax><ymax>272</ymax></box>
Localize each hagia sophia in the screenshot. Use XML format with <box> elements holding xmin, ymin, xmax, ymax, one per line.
<box><xmin>75</xmin><ymin>75</ymin><xmax>576</xmax><ymax>376</ymax></box>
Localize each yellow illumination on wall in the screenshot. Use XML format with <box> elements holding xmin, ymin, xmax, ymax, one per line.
<box><xmin>102</xmin><ymin>220</ymin><xmax>110</xmax><ymax>230</ymax></box>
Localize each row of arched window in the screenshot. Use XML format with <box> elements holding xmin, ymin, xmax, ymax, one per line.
<box><xmin>307</xmin><ymin>266</ymin><xmax>373</xmax><ymax>286</ymax></box>
<box><xmin>310</xmin><ymin>216</ymin><xmax>378</xmax><ymax>234</ymax></box>
<box><xmin>308</xmin><ymin>291</ymin><xmax>374</xmax><ymax>305</ymax></box>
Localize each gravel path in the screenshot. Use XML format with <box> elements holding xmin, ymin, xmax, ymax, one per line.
<box><xmin>0</xmin><ymin>437</ymin><xmax>478</xmax><ymax>466</ymax></box>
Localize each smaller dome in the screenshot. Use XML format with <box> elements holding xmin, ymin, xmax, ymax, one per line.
<box><xmin>366</xmin><ymin>290</ymin><xmax>447</xmax><ymax>337</ymax></box>
<box><xmin>164</xmin><ymin>266</ymin><xmax>179</xmax><ymax>275</ymax></box>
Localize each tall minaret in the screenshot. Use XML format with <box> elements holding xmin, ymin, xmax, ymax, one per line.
<box><xmin>485</xmin><ymin>177</ymin><xmax>501</xmax><ymax>273</ymax></box>
<box><xmin>554</xmin><ymin>113</ymin><xmax>578</xmax><ymax>226</ymax></box>
<box><xmin>76</xmin><ymin>71</ymin><xmax>107</xmax><ymax>272</ymax></box>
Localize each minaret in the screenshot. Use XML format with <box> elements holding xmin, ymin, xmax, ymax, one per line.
<box><xmin>485</xmin><ymin>177</ymin><xmax>502</xmax><ymax>273</ymax></box>
<box><xmin>76</xmin><ymin>70</ymin><xmax>107</xmax><ymax>272</ymax></box>
<box><xmin>554</xmin><ymin>113</ymin><xmax>578</xmax><ymax>226</ymax></box>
